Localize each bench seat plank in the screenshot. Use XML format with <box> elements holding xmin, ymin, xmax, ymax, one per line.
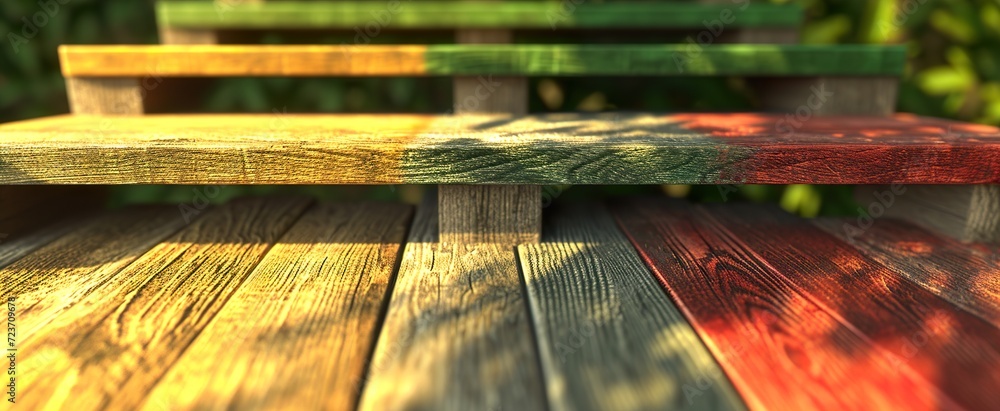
<box><xmin>814</xmin><ymin>218</ymin><xmax>1000</xmax><ymax>328</ymax></box>
<box><xmin>611</xmin><ymin>199</ymin><xmax>961</xmax><ymax>410</ymax></box>
<box><xmin>357</xmin><ymin>195</ymin><xmax>547</xmax><ymax>410</ymax></box>
<box><xmin>158</xmin><ymin>1</ymin><xmax>803</xmax><ymax>29</ymax></box>
<box><xmin>58</xmin><ymin>45</ymin><xmax>905</xmax><ymax>77</ymax></box>
<box><xmin>1</xmin><ymin>113</ymin><xmax>998</xmax><ymax>185</ymax></box>
<box><xmin>13</xmin><ymin>197</ymin><xmax>312</xmax><ymax>410</ymax></box>
<box><xmin>518</xmin><ymin>203</ymin><xmax>745</xmax><ymax>411</ymax></box>
<box><xmin>142</xmin><ymin>202</ymin><xmax>411</xmax><ymax>411</ymax></box>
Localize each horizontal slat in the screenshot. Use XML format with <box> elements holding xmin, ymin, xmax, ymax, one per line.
<box><xmin>2</xmin><ymin>113</ymin><xmax>999</xmax><ymax>185</ymax></box>
<box><xmin>157</xmin><ymin>1</ymin><xmax>803</xmax><ymax>29</ymax></box>
<box><xmin>58</xmin><ymin>45</ymin><xmax>906</xmax><ymax>77</ymax></box>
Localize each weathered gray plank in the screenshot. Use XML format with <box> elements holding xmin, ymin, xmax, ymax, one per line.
<box><xmin>357</xmin><ymin>193</ymin><xmax>547</xmax><ymax>410</ymax></box>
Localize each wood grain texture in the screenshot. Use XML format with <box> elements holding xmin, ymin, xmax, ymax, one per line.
<box><xmin>0</xmin><ymin>206</ymin><xmax>188</xmax><ymax>343</ymax></box>
<box><xmin>611</xmin><ymin>199</ymin><xmax>960</xmax><ymax>411</ymax></box>
<box><xmin>752</xmin><ymin>76</ymin><xmax>899</xmax><ymax>116</ymax></box>
<box><xmin>854</xmin><ymin>185</ymin><xmax>1000</xmax><ymax>243</ymax></box>
<box><xmin>58</xmin><ymin>45</ymin><xmax>906</xmax><ymax>77</ymax></box>
<box><xmin>14</xmin><ymin>197</ymin><xmax>311</xmax><ymax>410</ymax></box>
<box><xmin>518</xmin><ymin>203</ymin><xmax>745</xmax><ymax>411</ymax></box>
<box><xmin>439</xmin><ymin>185</ymin><xmax>541</xmax><ymax>245</ymax></box>
<box><xmin>157</xmin><ymin>1</ymin><xmax>804</xmax><ymax>29</ymax></box>
<box><xmin>703</xmin><ymin>203</ymin><xmax>1000</xmax><ymax>410</ymax></box>
<box><xmin>2</xmin><ymin>113</ymin><xmax>999</xmax><ymax>185</ymax></box>
<box><xmin>0</xmin><ymin>215</ymin><xmax>83</xmax><ymax>269</ymax></box>
<box><xmin>814</xmin><ymin>218</ymin><xmax>1000</xmax><ymax>328</ymax></box>
<box><xmin>64</xmin><ymin>77</ymin><xmax>144</xmax><ymax>114</ymax></box>
<box><xmin>142</xmin><ymin>202</ymin><xmax>411</xmax><ymax>411</ymax></box>
<box><xmin>357</xmin><ymin>195</ymin><xmax>547</xmax><ymax>410</ymax></box>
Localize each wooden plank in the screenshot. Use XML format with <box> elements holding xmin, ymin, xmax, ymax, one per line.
<box><xmin>58</xmin><ymin>45</ymin><xmax>907</xmax><ymax>77</ymax></box>
<box><xmin>610</xmin><ymin>199</ymin><xmax>961</xmax><ymax>410</ymax></box>
<box><xmin>157</xmin><ymin>1</ymin><xmax>804</xmax><ymax>29</ymax></box>
<box><xmin>357</xmin><ymin>194</ymin><xmax>547</xmax><ymax>410</ymax></box>
<box><xmin>814</xmin><ymin>218</ymin><xmax>1000</xmax><ymax>328</ymax></box>
<box><xmin>2</xmin><ymin>113</ymin><xmax>1000</xmax><ymax>185</ymax></box>
<box><xmin>442</xmin><ymin>28</ymin><xmax>539</xmax><ymax>245</ymax></box>
<box><xmin>752</xmin><ymin>76</ymin><xmax>899</xmax><ymax>116</ymax></box>
<box><xmin>0</xmin><ymin>206</ymin><xmax>188</xmax><ymax>341</ymax></box>
<box><xmin>518</xmin><ymin>203</ymin><xmax>745</xmax><ymax>411</ymax></box>
<box><xmin>698</xmin><ymin>203</ymin><xmax>1000</xmax><ymax>410</ymax></box>
<box><xmin>142</xmin><ymin>202</ymin><xmax>411</xmax><ymax>411</ymax></box>
<box><xmin>13</xmin><ymin>197</ymin><xmax>311</xmax><ymax>410</ymax></box>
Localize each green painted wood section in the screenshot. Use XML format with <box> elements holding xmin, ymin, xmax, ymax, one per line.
<box><xmin>423</xmin><ymin>44</ymin><xmax>906</xmax><ymax>76</ymax></box>
<box><xmin>157</xmin><ymin>1</ymin><xmax>803</xmax><ymax>29</ymax></box>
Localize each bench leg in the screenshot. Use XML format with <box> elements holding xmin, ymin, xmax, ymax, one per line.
<box><xmin>855</xmin><ymin>185</ymin><xmax>1000</xmax><ymax>243</ymax></box>
<box><xmin>65</xmin><ymin>77</ymin><xmax>144</xmax><ymax>115</ymax></box>
<box><xmin>440</xmin><ymin>29</ymin><xmax>540</xmax><ymax>245</ymax></box>
<box><xmin>439</xmin><ymin>185</ymin><xmax>541</xmax><ymax>244</ymax></box>
<box><xmin>752</xmin><ymin>76</ymin><xmax>899</xmax><ymax>117</ymax></box>
<box><xmin>159</xmin><ymin>28</ymin><xmax>217</xmax><ymax>45</ymax></box>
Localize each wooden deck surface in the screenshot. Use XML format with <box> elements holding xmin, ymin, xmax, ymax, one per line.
<box><xmin>4</xmin><ymin>197</ymin><xmax>999</xmax><ymax>410</ymax></box>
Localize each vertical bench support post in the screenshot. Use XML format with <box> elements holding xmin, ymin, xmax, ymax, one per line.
<box><xmin>441</xmin><ymin>29</ymin><xmax>541</xmax><ymax>244</ymax></box>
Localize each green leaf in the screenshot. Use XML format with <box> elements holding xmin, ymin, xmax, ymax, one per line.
<box><xmin>917</xmin><ymin>66</ymin><xmax>975</xmax><ymax>95</ymax></box>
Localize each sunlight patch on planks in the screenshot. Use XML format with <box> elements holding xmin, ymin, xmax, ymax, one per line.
<box><xmin>0</xmin><ymin>207</ymin><xmax>188</xmax><ymax>342</ymax></box>
<box><xmin>814</xmin><ymin>218</ymin><xmax>1000</xmax><ymax>329</ymax></box>
<box><xmin>13</xmin><ymin>197</ymin><xmax>311</xmax><ymax>410</ymax></box>
<box><xmin>518</xmin><ymin>204</ymin><xmax>745</xmax><ymax>411</ymax></box>
<box><xmin>141</xmin><ymin>202</ymin><xmax>411</xmax><ymax>410</ymax></box>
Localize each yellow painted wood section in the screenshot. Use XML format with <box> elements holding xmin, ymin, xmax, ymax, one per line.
<box><xmin>518</xmin><ymin>204</ymin><xmax>745</xmax><ymax>411</ymax></box>
<box><xmin>59</xmin><ymin>45</ymin><xmax>428</xmax><ymax>77</ymax></box>
<box><xmin>0</xmin><ymin>207</ymin><xmax>187</xmax><ymax>343</ymax></box>
<box><xmin>141</xmin><ymin>202</ymin><xmax>412</xmax><ymax>411</ymax></box>
<box><xmin>357</xmin><ymin>196</ymin><xmax>547</xmax><ymax>410</ymax></box>
<box><xmin>0</xmin><ymin>114</ymin><xmax>431</xmax><ymax>184</ymax></box>
<box><xmin>13</xmin><ymin>197</ymin><xmax>311</xmax><ymax>410</ymax></box>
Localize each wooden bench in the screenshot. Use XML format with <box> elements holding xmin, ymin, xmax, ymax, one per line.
<box><xmin>3</xmin><ymin>1</ymin><xmax>999</xmax><ymax>410</ymax></box>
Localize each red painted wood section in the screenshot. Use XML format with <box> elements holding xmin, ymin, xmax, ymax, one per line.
<box><xmin>674</xmin><ymin>113</ymin><xmax>1000</xmax><ymax>184</ymax></box>
<box><xmin>610</xmin><ymin>199</ymin><xmax>958</xmax><ymax>411</ymax></box>
<box><xmin>698</xmin><ymin>203</ymin><xmax>1000</xmax><ymax>410</ymax></box>
<box><xmin>814</xmin><ymin>218</ymin><xmax>1000</xmax><ymax>329</ymax></box>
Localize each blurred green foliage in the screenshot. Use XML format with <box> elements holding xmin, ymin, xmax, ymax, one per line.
<box><xmin>2</xmin><ymin>0</ymin><xmax>997</xmax><ymax>215</ymax></box>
